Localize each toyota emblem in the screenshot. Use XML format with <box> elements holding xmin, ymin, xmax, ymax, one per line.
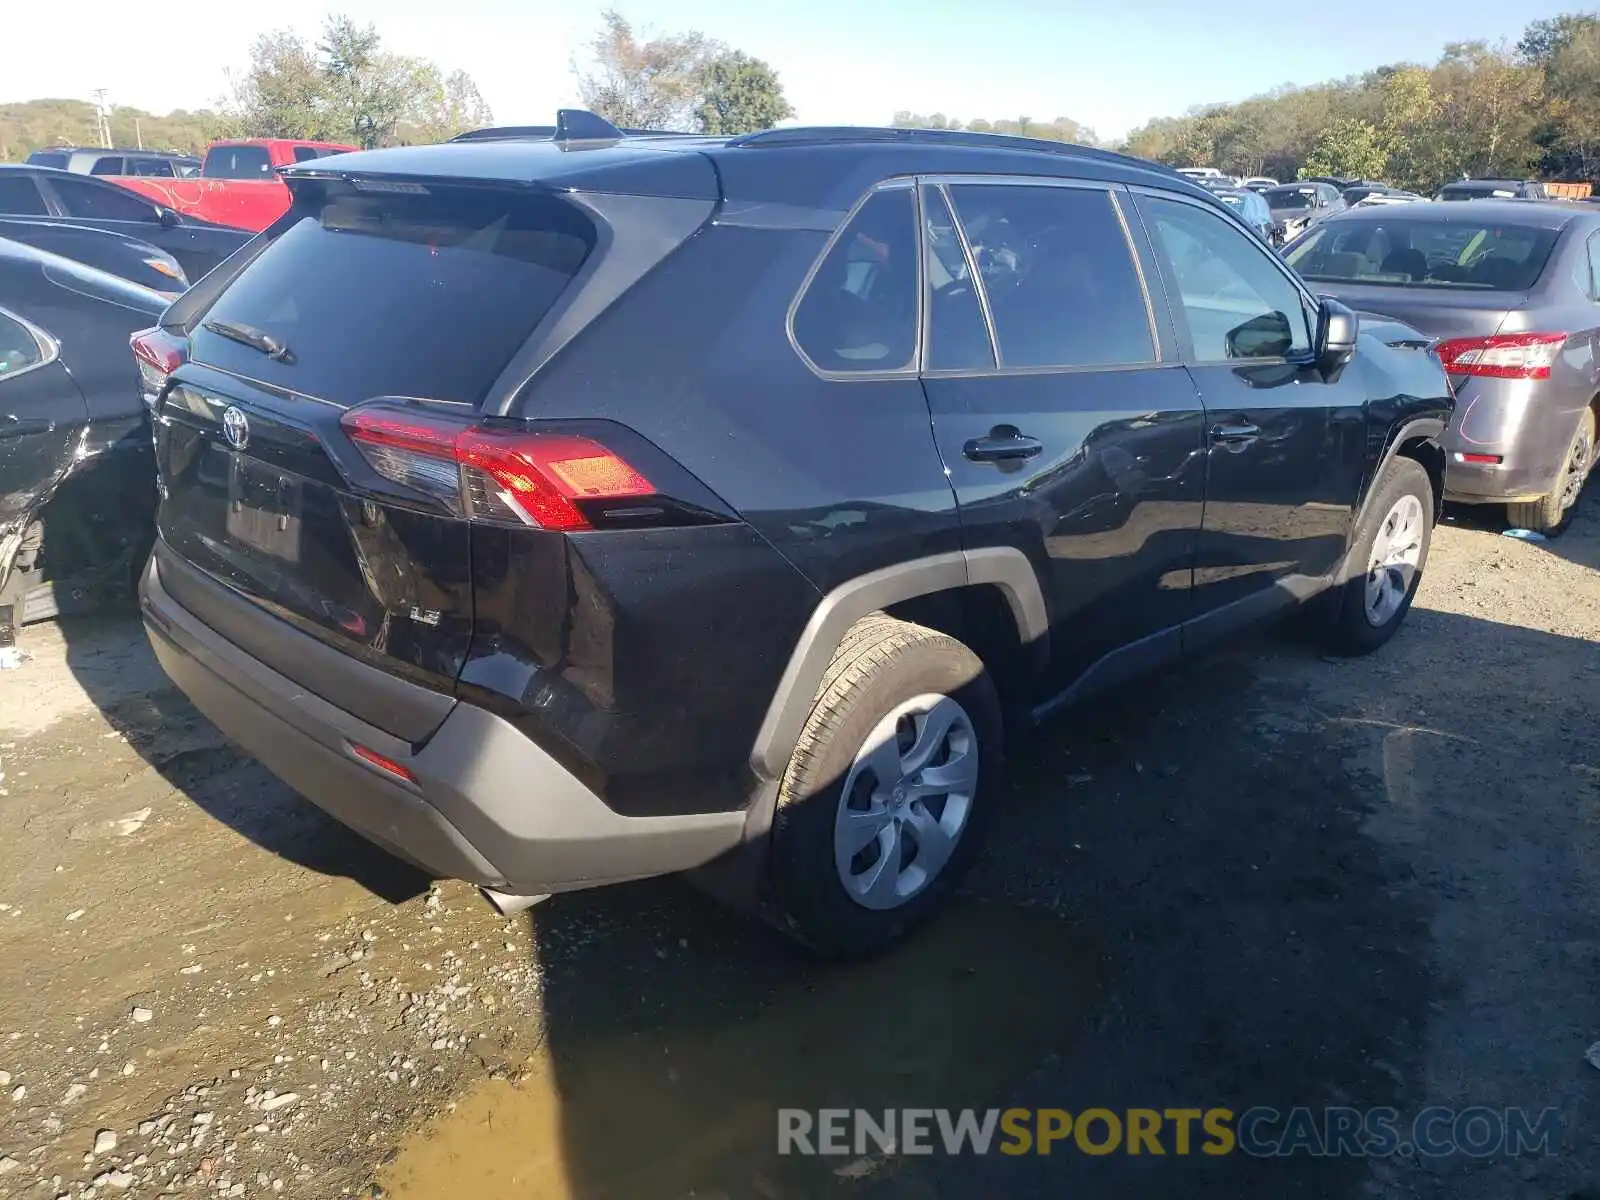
<box><xmin>222</xmin><ymin>406</ymin><xmax>250</xmax><ymax>451</ymax></box>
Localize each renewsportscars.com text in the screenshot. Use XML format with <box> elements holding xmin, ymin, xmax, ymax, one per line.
<box><xmin>778</xmin><ymin>1106</ymin><xmax>1560</xmax><ymax>1158</ymax></box>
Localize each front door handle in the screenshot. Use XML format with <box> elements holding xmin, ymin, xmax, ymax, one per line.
<box><xmin>1210</xmin><ymin>422</ymin><xmax>1261</xmax><ymax>444</ymax></box>
<box><xmin>964</xmin><ymin>425</ymin><xmax>1044</xmax><ymax>463</ymax></box>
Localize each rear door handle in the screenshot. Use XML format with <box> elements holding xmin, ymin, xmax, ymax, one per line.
<box><xmin>1210</xmin><ymin>422</ymin><xmax>1261</xmax><ymax>444</ymax></box>
<box><xmin>964</xmin><ymin>426</ymin><xmax>1044</xmax><ymax>463</ymax></box>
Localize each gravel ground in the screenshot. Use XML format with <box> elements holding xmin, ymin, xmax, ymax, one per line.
<box><xmin>0</xmin><ymin>491</ymin><xmax>1596</xmax><ymax>1200</ymax></box>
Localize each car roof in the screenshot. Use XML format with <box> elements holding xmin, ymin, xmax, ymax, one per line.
<box><xmin>285</xmin><ymin>121</ymin><xmax>1208</xmax><ymax>209</ymax></box>
<box><xmin>1318</xmin><ymin>198</ymin><xmax>1584</xmax><ymax>229</ymax></box>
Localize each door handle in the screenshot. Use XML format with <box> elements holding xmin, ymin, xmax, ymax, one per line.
<box><xmin>963</xmin><ymin>425</ymin><xmax>1044</xmax><ymax>463</ymax></box>
<box><xmin>1210</xmin><ymin>422</ymin><xmax>1261</xmax><ymax>444</ymax></box>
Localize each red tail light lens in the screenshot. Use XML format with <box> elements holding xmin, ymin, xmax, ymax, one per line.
<box><xmin>339</xmin><ymin>407</ymin><xmax>655</xmax><ymax>531</ymax></box>
<box><xmin>130</xmin><ymin>327</ymin><xmax>188</xmax><ymax>409</ymax></box>
<box><xmin>1433</xmin><ymin>332</ymin><xmax>1568</xmax><ymax>381</ymax></box>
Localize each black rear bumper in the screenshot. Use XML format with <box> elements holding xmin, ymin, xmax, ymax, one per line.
<box><xmin>141</xmin><ymin>543</ymin><xmax>748</xmax><ymax>893</ymax></box>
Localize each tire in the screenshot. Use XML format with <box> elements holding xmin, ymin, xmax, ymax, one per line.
<box><xmin>1506</xmin><ymin>407</ymin><xmax>1595</xmax><ymax>537</ymax></box>
<box><xmin>765</xmin><ymin>614</ymin><xmax>1002</xmax><ymax>958</ymax></box>
<box><xmin>1323</xmin><ymin>456</ymin><xmax>1434</xmax><ymax>656</ymax></box>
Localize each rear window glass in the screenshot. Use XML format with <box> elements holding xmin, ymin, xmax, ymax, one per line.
<box><xmin>27</xmin><ymin>151</ymin><xmax>68</xmax><ymax>169</ymax></box>
<box><xmin>204</xmin><ymin>146</ymin><xmax>273</xmax><ymax>179</ymax></box>
<box><xmin>1284</xmin><ymin>219</ymin><xmax>1559</xmax><ymax>290</ymax></box>
<box><xmin>1263</xmin><ymin>187</ymin><xmax>1316</xmax><ymax>210</ymax></box>
<box><xmin>192</xmin><ymin>183</ymin><xmax>595</xmax><ymax>406</ymax></box>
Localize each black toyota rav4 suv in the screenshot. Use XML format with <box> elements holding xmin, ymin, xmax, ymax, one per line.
<box><xmin>136</xmin><ymin>112</ymin><xmax>1452</xmax><ymax>955</ymax></box>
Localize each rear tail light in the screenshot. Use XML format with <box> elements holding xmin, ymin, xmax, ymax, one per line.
<box><xmin>1456</xmin><ymin>452</ymin><xmax>1503</xmax><ymax>465</ymax></box>
<box><xmin>1433</xmin><ymin>332</ymin><xmax>1568</xmax><ymax>381</ymax></box>
<box><xmin>340</xmin><ymin>406</ymin><xmax>655</xmax><ymax>531</ymax></box>
<box><xmin>130</xmin><ymin>327</ymin><xmax>187</xmax><ymax>410</ymax></box>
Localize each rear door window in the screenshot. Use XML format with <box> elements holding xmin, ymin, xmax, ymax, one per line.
<box><xmin>89</xmin><ymin>156</ymin><xmax>124</xmax><ymax>176</ymax></box>
<box><xmin>0</xmin><ymin>175</ymin><xmax>49</xmax><ymax>216</ymax></box>
<box><xmin>128</xmin><ymin>157</ymin><xmax>176</xmax><ymax>177</ymax></box>
<box><xmin>945</xmin><ymin>183</ymin><xmax>1154</xmax><ymax>368</ymax></box>
<box><xmin>191</xmin><ymin>183</ymin><xmax>596</xmax><ymax>407</ymax></box>
<box><xmin>204</xmin><ymin>146</ymin><xmax>273</xmax><ymax>179</ymax></box>
<box><xmin>921</xmin><ymin>186</ymin><xmax>994</xmax><ymax>371</ymax></box>
<box><xmin>47</xmin><ymin>175</ymin><xmax>158</xmax><ymax>222</ymax></box>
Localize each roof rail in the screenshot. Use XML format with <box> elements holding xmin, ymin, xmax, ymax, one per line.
<box><xmin>724</xmin><ymin>125</ymin><xmax>1185</xmax><ymax>177</ymax></box>
<box><xmin>450</xmin><ymin>109</ymin><xmax>685</xmax><ymax>144</ymax></box>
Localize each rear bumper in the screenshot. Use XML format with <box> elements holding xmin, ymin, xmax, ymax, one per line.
<box><xmin>140</xmin><ymin>546</ymin><xmax>746</xmax><ymax>894</ymax></box>
<box><xmin>1440</xmin><ymin>377</ymin><xmax>1583</xmax><ymax>505</ymax></box>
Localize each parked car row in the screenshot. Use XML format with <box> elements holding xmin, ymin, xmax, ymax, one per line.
<box><xmin>1284</xmin><ymin>197</ymin><xmax>1600</xmax><ymax>533</ymax></box>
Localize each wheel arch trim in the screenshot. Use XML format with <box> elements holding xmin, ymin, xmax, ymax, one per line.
<box><xmin>749</xmin><ymin>547</ymin><xmax>1047</xmax><ymax>781</ymax></box>
<box><xmin>1337</xmin><ymin>414</ymin><xmax>1446</xmax><ymax>584</ymax></box>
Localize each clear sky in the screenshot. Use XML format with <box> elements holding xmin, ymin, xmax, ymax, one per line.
<box><xmin>2</xmin><ymin>0</ymin><xmax>1578</xmax><ymax>140</ymax></box>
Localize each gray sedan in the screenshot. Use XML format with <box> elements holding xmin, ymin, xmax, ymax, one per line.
<box><xmin>1284</xmin><ymin>200</ymin><xmax>1599</xmax><ymax>533</ymax></box>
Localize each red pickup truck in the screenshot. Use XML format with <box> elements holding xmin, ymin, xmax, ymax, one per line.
<box><xmin>115</xmin><ymin>138</ymin><xmax>356</xmax><ymax>232</ymax></box>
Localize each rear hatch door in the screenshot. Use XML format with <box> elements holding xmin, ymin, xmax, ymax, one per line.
<box><xmin>154</xmin><ymin>178</ymin><xmax>597</xmax><ymax>736</ymax></box>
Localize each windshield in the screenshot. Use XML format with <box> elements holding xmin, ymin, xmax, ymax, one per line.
<box><xmin>1284</xmin><ymin>218</ymin><xmax>1559</xmax><ymax>290</ymax></box>
<box><xmin>203</xmin><ymin>145</ymin><xmax>273</xmax><ymax>179</ymax></box>
<box><xmin>1264</xmin><ymin>188</ymin><xmax>1315</xmax><ymax>210</ymax></box>
<box><xmin>1437</xmin><ymin>185</ymin><xmax>1516</xmax><ymax>201</ymax></box>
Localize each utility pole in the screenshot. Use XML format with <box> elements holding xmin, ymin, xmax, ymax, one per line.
<box><xmin>134</xmin><ymin>117</ymin><xmax>143</xmax><ymax>149</ymax></box>
<box><xmin>91</xmin><ymin>88</ymin><xmax>111</xmax><ymax>146</ymax></box>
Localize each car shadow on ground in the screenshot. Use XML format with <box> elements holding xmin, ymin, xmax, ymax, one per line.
<box><xmin>503</xmin><ymin>603</ymin><xmax>1600</xmax><ymax>1200</ymax></box>
<box><xmin>48</xmin><ymin>613</ymin><xmax>431</xmax><ymax>904</ymax></box>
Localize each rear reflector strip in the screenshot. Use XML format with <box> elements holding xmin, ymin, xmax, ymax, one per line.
<box><xmin>350</xmin><ymin>743</ymin><xmax>417</xmax><ymax>784</ymax></box>
<box><xmin>1455</xmin><ymin>453</ymin><xmax>1503</xmax><ymax>465</ymax></box>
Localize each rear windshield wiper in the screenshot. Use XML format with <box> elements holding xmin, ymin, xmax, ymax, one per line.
<box><xmin>203</xmin><ymin>320</ymin><xmax>295</xmax><ymax>364</ymax></box>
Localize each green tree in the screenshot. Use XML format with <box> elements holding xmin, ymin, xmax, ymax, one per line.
<box><xmin>223</xmin><ymin>30</ymin><xmax>331</xmax><ymax>140</ymax></box>
<box><xmin>317</xmin><ymin>15</ymin><xmax>423</xmax><ymax>147</ymax></box>
<box><xmin>220</xmin><ymin>15</ymin><xmax>489</xmax><ymax>147</ymax></box>
<box><xmin>574</xmin><ymin>10</ymin><xmax>714</xmax><ymax>130</ymax></box>
<box><xmin>1298</xmin><ymin>118</ymin><xmax>1387</xmax><ymax>180</ymax></box>
<box><xmin>693</xmin><ymin>51</ymin><xmax>793</xmax><ymax>134</ymax></box>
<box><xmin>1379</xmin><ymin>67</ymin><xmax>1446</xmax><ymax>191</ymax></box>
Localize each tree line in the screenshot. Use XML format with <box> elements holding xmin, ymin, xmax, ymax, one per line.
<box><xmin>0</xmin><ymin>9</ymin><xmax>794</xmax><ymax>161</ymax></box>
<box><xmin>4</xmin><ymin>9</ymin><xmax>1595</xmax><ymax>187</ymax></box>
<box><xmin>1115</xmin><ymin>14</ymin><xmax>1599</xmax><ymax>188</ymax></box>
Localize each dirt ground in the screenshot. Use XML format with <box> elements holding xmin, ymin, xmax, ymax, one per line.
<box><xmin>0</xmin><ymin>494</ymin><xmax>1597</xmax><ymax>1200</ymax></box>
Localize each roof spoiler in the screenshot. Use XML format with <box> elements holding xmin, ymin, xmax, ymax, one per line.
<box><xmin>450</xmin><ymin>109</ymin><xmax>678</xmax><ymax>144</ymax></box>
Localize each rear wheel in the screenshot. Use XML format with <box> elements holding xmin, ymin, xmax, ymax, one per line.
<box><xmin>1323</xmin><ymin>456</ymin><xmax>1434</xmax><ymax>655</ymax></box>
<box><xmin>1506</xmin><ymin>407</ymin><xmax>1594</xmax><ymax>536</ymax></box>
<box><xmin>766</xmin><ymin>615</ymin><xmax>1001</xmax><ymax>958</ymax></box>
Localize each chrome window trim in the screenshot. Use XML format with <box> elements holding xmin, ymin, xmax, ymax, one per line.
<box><xmin>0</xmin><ymin>306</ymin><xmax>61</xmax><ymax>385</ymax></box>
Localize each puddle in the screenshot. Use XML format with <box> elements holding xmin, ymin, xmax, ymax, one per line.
<box><xmin>380</xmin><ymin>899</ymin><xmax>1101</xmax><ymax>1199</ymax></box>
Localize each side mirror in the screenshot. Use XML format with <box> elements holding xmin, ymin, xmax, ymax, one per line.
<box><xmin>1315</xmin><ymin>297</ymin><xmax>1359</xmax><ymax>372</ymax></box>
<box><xmin>156</xmin><ymin>206</ymin><xmax>181</xmax><ymax>228</ymax></box>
